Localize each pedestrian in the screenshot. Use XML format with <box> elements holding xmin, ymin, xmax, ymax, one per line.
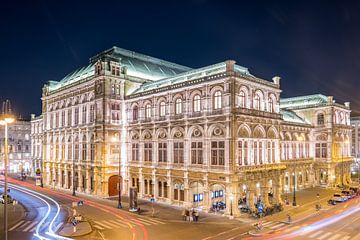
<box><xmin>185</xmin><ymin>209</ymin><xmax>190</xmax><ymax>221</ymax></box>
<box><xmin>189</xmin><ymin>209</ymin><xmax>194</xmax><ymax>222</ymax></box>
<box><xmin>181</xmin><ymin>209</ymin><xmax>186</xmax><ymax>221</ymax></box>
<box><xmin>194</xmin><ymin>210</ymin><xmax>199</xmax><ymax>222</ymax></box>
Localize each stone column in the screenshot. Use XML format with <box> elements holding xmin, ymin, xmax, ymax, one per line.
<box><xmin>86</xmin><ymin>168</ymin><xmax>91</xmax><ymax>194</ymax></box>
<box><xmin>247</xmin><ymin>183</ymin><xmax>256</xmax><ymax>211</ymax></box>
<box><xmin>77</xmin><ymin>168</ymin><xmax>83</xmax><ymax>192</ymax></box>
<box><xmin>262</xmin><ymin>180</ymin><xmax>270</xmax><ymax>207</ymax></box>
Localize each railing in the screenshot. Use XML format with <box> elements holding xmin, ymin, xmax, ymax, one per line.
<box><xmin>207</xmin><ymin>109</ymin><xmax>223</xmax><ymax>116</ymax></box>
<box><xmin>239</xmin><ymin>163</ymin><xmax>286</xmax><ymax>172</ymax></box>
<box><xmin>236</xmin><ymin>108</ymin><xmax>282</xmax><ymax>119</ymax></box>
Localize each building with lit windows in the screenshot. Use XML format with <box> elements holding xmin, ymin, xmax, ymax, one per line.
<box><xmin>351</xmin><ymin>116</ymin><xmax>360</xmax><ymax>162</ymax></box>
<box><xmin>0</xmin><ymin>119</ymin><xmax>32</xmax><ymax>174</ymax></box>
<box><xmin>36</xmin><ymin>46</ymin><xmax>353</xmax><ymax>216</ymax></box>
<box><xmin>30</xmin><ymin>114</ymin><xmax>43</xmax><ymax>175</ymax></box>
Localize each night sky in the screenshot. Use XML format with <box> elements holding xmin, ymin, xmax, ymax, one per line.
<box><xmin>1</xmin><ymin>0</ymin><xmax>360</xmax><ymax>118</ymax></box>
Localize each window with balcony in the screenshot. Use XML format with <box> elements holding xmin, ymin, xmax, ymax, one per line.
<box><xmin>214</xmin><ymin>91</ymin><xmax>222</xmax><ymax>109</ymax></box>
<box><xmin>211</xmin><ymin>141</ymin><xmax>225</xmax><ymax>165</ymax></box>
<box><xmin>193</xmin><ymin>95</ymin><xmax>201</xmax><ymax>112</ymax></box>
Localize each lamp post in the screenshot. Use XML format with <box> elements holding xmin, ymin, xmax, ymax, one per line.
<box><xmin>1</xmin><ymin>115</ymin><xmax>15</xmax><ymax>240</ymax></box>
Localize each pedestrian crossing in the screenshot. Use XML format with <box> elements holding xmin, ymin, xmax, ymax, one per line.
<box><xmin>93</xmin><ymin>217</ymin><xmax>166</xmax><ymax>230</ymax></box>
<box><xmin>260</xmin><ymin>220</ymin><xmax>288</xmax><ymax>230</ymax></box>
<box><xmin>298</xmin><ymin>229</ymin><xmax>357</xmax><ymax>240</ymax></box>
<box><xmin>8</xmin><ymin>220</ymin><xmax>63</xmax><ymax>233</ymax></box>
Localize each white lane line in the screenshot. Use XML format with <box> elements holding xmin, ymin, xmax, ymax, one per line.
<box><xmin>108</xmin><ymin>220</ymin><xmax>127</xmax><ymax>228</ymax></box>
<box><xmin>93</xmin><ymin>225</ymin><xmax>105</xmax><ymax>230</ymax></box>
<box><xmin>142</xmin><ymin>218</ymin><xmax>166</xmax><ymax>224</ymax></box>
<box><xmin>262</xmin><ymin>221</ymin><xmax>274</xmax><ymax>226</ymax></box>
<box><xmin>309</xmin><ymin>230</ymin><xmax>324</xmax><ymax>238</ymax></box>
<box><xmin>94</xmin><ymin>220</ymin><xmax>112</xmax><ymax>229</ymax></box>
<box><xmin>327</xmin><ymin>233</ymin><xmax>342</xmax><ymax>240</ymax></box>
<box><xmin>32</xmin><ymin>221</ymin><xmax>49</xmax><ymax>232</ymax></box>
<box><xmin>53</xmin><ymin>222</ymin><xmax>63</xmax><ymax>232</ymax></box>
<box><xmin>269</xmin><ymin>223</ymin><xmax>285</xmax><ymax>229</ymax></box>
<box><xmin>339</xmin><ymin>236</ymin><xmax>351</xmax><ymax>240</ymax></box>
<box><xmin>135</xmin><ymin>218</ymin><xmax>161</xmax><ymax>225</ymax></box>
<box><xmin>23</xmin><ymin>221</ymin><xmax>38</xmax><ymax>232</ymax></box>
<box><xmin>9</xmin><ymin>220</ymin><xmax>25</xmax><ymax>231</ymax></box>
<box><xmin>317</xmin><ymin>232</ymin><xmax>333</xmax><ymax>240</ymax></box>
<box><xmin>102</xmin><ymin>220</ymin><xmax>123</xmax><ymax>228</ymax></box>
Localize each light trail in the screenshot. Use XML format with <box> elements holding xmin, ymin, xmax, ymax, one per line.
<box><xmin>1</xmin><ymin>181</ymin><xmax>73</xmax><ymax>240</ymax></box>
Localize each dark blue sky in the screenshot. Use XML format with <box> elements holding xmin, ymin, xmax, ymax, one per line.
<box><xmin>1</xmin><ymin>0</ymin><xmax>360</xmax><ymax>117</ymax></box>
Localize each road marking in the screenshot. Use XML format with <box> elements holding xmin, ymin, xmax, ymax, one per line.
<box><xmin>135</xmin><ymin>218</ymin><xmax>162</xmax><ymax>225</ymax></box>
<box><xmin>9</xmin><ymin>220</ymin><xmax>24</xmax><ymax>231</ymax></box>
<box><xmin>317</xmin><ymin>232</ymin><xmax>332</xmax><ymax>240</ymax></box>
<box><xmin>262</xmin><ymin>221</ymin><xmax>274</xmax><ymax>226</ymax></box>
<box><xmin>93</xmin><ymin>224</ymin><xmax>105</xmax><ymax>230</ymax></box>
<box><xmin>94</xmin><ymin>220</ymin><xmax>112</xmax><ymax>229</ymax></box>
<box><xmin>308</xmin><ymin>230</ymin><xmax>324</xmax><ymax>238</ymax></box>
<box><xmin>102</xmin><ymin>220</ymin><xmax>121</xmax><ymax>228</ymax></box>
<box><xmin>23</xmin><ymin>221</ymin><xmax>38</xmax><ymax>232</ymax></box>
<box><xmin>108</xmin><ymin>220</ymin><xmax>127</xmax><ymax>228</ymax></box>
<box><xmin>142</xmin><ymin>217</ymin><xmax>166</xmax><ymax>224</ymax></box>
<box><xmin>269</xmin><ymin>223</ymin><xmax>285</xmax><ymax>229</ymax></box>
<box><xmin>54</xmin><ymin>222</ymin><xmax>63</xmax><ymax>232</ymax></box>
<box><xmin>32</xmin><ymin>221</ymin><xmax>49</xmax><ymax>232</ymax></box>
<box><xmin>327</xmin><ymin>233</ymin><xmax>342</xmax><ymax>240</ymax></box>
<box><xmin>126</xmin><ymin>219</ymin><xmax>151</xmax><ymax>226</ymax></box>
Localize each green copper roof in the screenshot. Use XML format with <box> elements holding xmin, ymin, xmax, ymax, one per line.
<box><xmin>280</xmin><ymin>94</ymin><xmax>329</xmax><ymax>109</ymax></box>
<box><xmin>281</xmin><ymin>109</ymin><xmax>309</xmax><ymax>124</ymax></box>
<box><xmin>131</xmin><ymin>62</ymin><xmax>253</xmax><ymax>94</ymax></box>
<box><xmin>48</xmin><ymin>47</ymin><xmax>192</xmax><ymax>92</ymax></box>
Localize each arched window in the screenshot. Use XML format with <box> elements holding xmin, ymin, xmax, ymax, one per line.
<box><xmin>132</xmin><ymin>106</ymin><xmax>138</xmax><ymax>121</ymax></box>
<box><xmin>175</xmin><ymin>98</ymin><xmax>182</xmax><ymax>115</ymax></box>
<box><xmin>193</xmin><ymin>95</ymin><xmax>201</xmax><ymax>112</ymax></box>
<box><xmin>145</xmin><ymin>104</ymin><xmax>151</xmax><ymax>119</ymax></box>
<box><xmin>82</xmin><ymin>135</ymin><xmax>87</xmax><ymax>160</ymax></box>
<box><xmin>254</xmin><ymin>94</ymin><xmax>261</xmax><ymax>110</ymax></box>
<box><xmin>317</xmin><ymin>113</ymin><xmax>324</xmax><ymax>125</ymax></box>
<box><xmin>268</xmin><ymin>98</ymin><xmax>274</xmax><ymax>113</ymax></box>
<box><xmin>239</xmin><ymin>91</ymin><xmax>246</xmax><ymax>108</ymax></box>
<box><xmin>159</xmin><ymin>101</ymin><xmax>166</xmax><ymax>117</ymax></box>
<box><xmin>214</xmin><ymin>91</ymin><xmax>222</xmax><ymax>109</ymax></box>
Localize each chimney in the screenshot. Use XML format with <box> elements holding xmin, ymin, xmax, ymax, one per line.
<box><xmin>327</xmin><ymin>96</ymin><xmax>333</xmax><ymax>103</ymax></box>
<box><xmin>344</xmin><ymin>102</ymin><xmax>350</xmax><ymax>108</ymax></box>
<box><xmin>31</xmin><ymin>114</ymin><xmax>35</xmax><ymax>120</ymax></box>
<box><xmin>272</xmin><ymin>76</ymin><xmax>281</xmax><ymax>85</ymax></box>
<box><xmin>225</xmin><ymin>60</ymin><xmax>236</xmax><ymax>72</ymax></box>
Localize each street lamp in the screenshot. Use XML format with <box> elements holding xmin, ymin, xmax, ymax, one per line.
<box><xmin>0</xmin><ymin>115</ymin><xmax>15</xmax><ymax>240</ymax></box>
<box><xmin>112</xmin><ymin>135</ymin><xmax>122</xmax><ymax>209</ymax></box>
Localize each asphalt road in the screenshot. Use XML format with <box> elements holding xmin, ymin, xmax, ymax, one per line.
<box><xmin>3</xmin><ymin>177</ymin><xmax>360</xmax><ymax>240</ymax></box>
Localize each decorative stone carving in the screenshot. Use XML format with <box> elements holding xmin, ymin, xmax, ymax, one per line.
<box><xmin>192</xmin><ymin>128</ymin><xmax>202</xmax><ymax>137</ymax></box>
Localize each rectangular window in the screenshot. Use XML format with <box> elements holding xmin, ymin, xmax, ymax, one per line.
<box><xmin>173</xmin><ymin>142</ymin><xmax>184</xmax><ymax>164</ymax></box>
<box><xmin>90</xmin><ymin>143</ymin><xmax>95</xmax><ymax>161</ymax></box>
<box><xmin>254</xmin><ymin>142</ymin><xmax>258</xmax><ymax>164</ymax></box>
<box><xmin>238</xmin><ymin>141</ymin><xmax>243</xmax><ymax>165</ymax></box>
<box><xmin>74</xmin><ymin>108</ymin><xmax>79</xmax><ymax>125</ymax></box>
<box><xmin>61</xmin><ymin>111</ymin><xmax>65</xmax><ymax>127</ymax></box>
<box><xmin>82</xmin><ymin>105</ymin><xmax>87</xmax><ymax>124</ymax></box>
<box><xmin>132</xmin><ymin>143</ymin><xmax>139</xmax><ymax>161</ymax></box>
<box><xmin>67</xmin><ymin>109</ymin><xmax>72</xmax><ymax>127</ymax></box>
<box><xmin>211</xmin><ymin>141</ymin><xmax>225</xmax><ymax>165</ymax></box>
<box><xmin>158</xmin><ymin>142</ymin><xmax>167</xmax><ymax>162</ymax></box>
<box><xmin>144</xmin><ymin>143</ymin><xmax>152</xmax><ymax>162</ymax></box>
<box><xmin>191</xmin><ymin>142</ymin><xmax>203</xmax><ymax>164</ymax></box>
<box><xmin>90</xmin><ymin>104</ymin><xmax>95</xmax><ymax>123</ymax></box>
<box><xmin>82</xmin><ymin>143</ymin><xmax>87</xmax><ymax>160</ymax></box>
<box><xmin>315</xmin><ymin>143</ymin><xmax>321</xmax><ymax>158</ymax></box>
<box><xmin>321</xmin><ymin>143</ymin><xmax>327</xmax><ymax>158</ymax></box>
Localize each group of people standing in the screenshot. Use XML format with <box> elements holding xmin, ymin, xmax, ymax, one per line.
<box><xmin>182</xmin><ymin>208</ymin><xmax>199</xmax><ymax>222</ymax></box>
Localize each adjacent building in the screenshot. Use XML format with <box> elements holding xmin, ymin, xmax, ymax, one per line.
<box><xmin>30</xmin><ymin>114</ymin><xmax>43</xmax><ymax>175</ymax></box>
<box><xmin>351</xmin><ymin>115</ymin><xmax>360</xmax><ymax>162</ymax></box>
<box><xmin>35</xmin><ymin>46</ymin><xmax>353</xmax><ymax>216</ymax></box>
<box><xmin>0</xmin><ymin>119</ymin><xmax>32</xmax><ymax>174</ymax></box>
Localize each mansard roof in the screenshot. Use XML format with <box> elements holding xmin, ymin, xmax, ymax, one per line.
<box><xmin>280</xmin><ymin>109</ymin><xmax>309</xmax><ymax>125</ymax></box>
<box><xmin>130</xmin><ymin>62</ymin><xmax>254</xmax><ymax>95</ymax></box>
<box><xmin>48</xmin><ymin>47</ymin><xmax>192</xmax><ymax>92</ymax></box>
<box><xmin>280</xmin><ymin>94</ymin><xmax>329</xmax><ymax>109</ymax></box>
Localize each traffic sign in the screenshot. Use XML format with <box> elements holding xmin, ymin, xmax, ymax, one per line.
<box><xmin>71</xmin><ymin>219</ymin><xmax>78</xmax><ymax>226</ymax></box>
<box><xmin>77</xmin><ymin>200</ymin><xmax>84</xmax><ymax>206</ymax></box>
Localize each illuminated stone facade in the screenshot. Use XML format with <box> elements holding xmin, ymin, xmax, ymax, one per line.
<box><xmin>37</xmin><ymin>47</ymin><xmax>353</xmax><ymax>215</ymax></box>
<box><xmin>0</xmin><ymin>119</ymin><xmax>31</xmax><ymax>174</ymax></box>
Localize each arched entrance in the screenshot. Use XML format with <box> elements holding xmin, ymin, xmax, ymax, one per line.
<box><xmin>210</xmin><ymin>184</ymin><xmax>226</xmax><ymax>212</ymax></box>
<box><xmin>108</xmin><ymin>175</ymin><xmax>122</xmax><ymax>197</ymax></box>
<box><xmin>189</xmin><ymin>181</ymin><xmax>204</xmax><ymax>208</ymax></box>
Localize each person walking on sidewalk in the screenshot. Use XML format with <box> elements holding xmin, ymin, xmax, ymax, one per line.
<box><xmin>194</xmin><ymin>210</ymin><xmax>199</xmax><ymax>222</ymax></box>
<box><xmin>182</xmin><ymin>209</ymin><xmax>186</xmax><ymax>221</ymax></box>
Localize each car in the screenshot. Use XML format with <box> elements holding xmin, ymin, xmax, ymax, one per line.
<box><xmin>0</xmin><ymin>194</ymin><xmax>13</xmax><ymax>204</ymax></box>
<box><xmin>341</xmin><ymin>190</ymin><xmax>355</xmax><ymax>199</ymax></box>
<box><xmin>331</xmin><ymin>193</ymin><xmax>347</xmax><ymax>202</ymax></box>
